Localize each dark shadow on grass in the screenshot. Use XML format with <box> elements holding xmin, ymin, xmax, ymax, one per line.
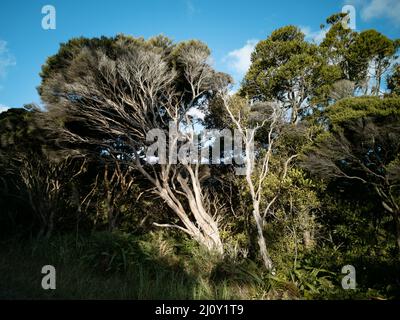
<box><xmin>0</xmin><ymin>232</ymin><xmax>199</xmax><ymax>299</ymax></box>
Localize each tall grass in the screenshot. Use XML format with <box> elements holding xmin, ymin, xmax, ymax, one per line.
<box><xmin>0</xmin><ymin>232</ymin><xmax>271</xmax><ymax>299</ymax></box>
<box><xmin>1</xmin><ymin>231</ymin><xmax>393</xmax><ymax>299</ymax></box>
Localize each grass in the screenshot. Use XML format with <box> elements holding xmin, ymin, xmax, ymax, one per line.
<box><xmin>0</xmin><ymin>232</ymin><xmax>272</xmax><ymax>299</ymax></box>
<box><xmin>1</xmin><ymin>231</ymin><xmax>397</xmax><ymax>299</ymax></box>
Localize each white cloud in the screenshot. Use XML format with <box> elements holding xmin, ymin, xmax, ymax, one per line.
<box><xmin>347</xmin><ymin>0</ymin><xmax>400</xmax><ymax>25</ymax></box>
<box><xmin>362</xmin><ymin>0</ymin><xmax>400</xmax><ymax>23</ymax></box>
<box><xmin>0</xmin><ymin>40</ymin><xmax>16</xmax><ymax>78</ymax></box>
<box><xmin>300</xmin><ymin>26</ymin><xmax>328</xmax><ymax>44</ymax></box>
<box><xmin>224</xmin><ymin>39</ymin><xmax>258</xmax><ymax>77</ymax></box>
<box><xmin>0</xmin><ymin>104</ymin><xmax>10</xmax><ymax>113</ymax></box>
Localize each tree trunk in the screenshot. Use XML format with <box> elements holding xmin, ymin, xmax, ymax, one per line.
<box><xmin>374</xmin><ymin>60</ymin><xmax>382</xmax><ymax>96</ymax></box>
<box><xmin>157</xmin><ymin>185</ymin><xmax>224</xmax><ymax>255</ymax></box>
<box><xmin>303</xmin><ymin>230</ymin><xmax>313</xmax><ymax>249</ymax></box>
<box><xmin>244</xmin><ymin>135</ymin><xmax>274</xmax><ymax>272</ymax></box>
<box><xmin>253</xmin><ymin>205</ymin><xmax>273</xmax><ymax>271</ymax></box>
<box><xmin>290</xmin><ymin>97</ymin><xmax>299</xmax><ymax>124</ymax></box>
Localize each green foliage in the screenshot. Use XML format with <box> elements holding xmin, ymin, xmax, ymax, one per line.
<box><xmin>327</xmin><ymin>96</ymin><xmax>400</xmax><ymax>125</ymax></box>
<box><xmin>387</xmin><ymin>64</ymin><xmax>400</xmax><ymax>96</ymax></box>
<box><xmin>304</xmin><ymin>206</ymin><xmax>400</xmax><ymax>300</ymax></box>
<box><xmin>241</xmin><ymin>25</ymin><xmax>341</xmax><ymax>122</ymax></box>
<box><xmin>82</xmin><ymin>232</ymin><xmax>141</xmax><ymax>273</ymax></box>
<box><xmin>321</xmin><ymin>13</ymin><xmax>358</xmax><ymax>80</ymax></box>
<box><xmin>2</xmin><ymin>12</ymin><xmax>400</xmax><ymax>300</ymax></box>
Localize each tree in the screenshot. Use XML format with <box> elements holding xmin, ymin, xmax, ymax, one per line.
<box><xmin>387</xmin><ymin>64</ymin><xmax>400</xmax><ymax>96</ymax></box>
<box><xmin>219</xmin><ymin>92</ymin><xmax>312</xmax><ymax>271</ymax></box>
<box><xmin>320</xmin><ymin>13</ymin><xmax>357</xmax><ymax>81</ymax></box>
<box><xmin>221</xmin><ymin>96</ymin><xmax>278</xmax><ymax>270</ymax></box>
<box><xmin>241</xmin><ymin>26</ymin><xmax>341</xmax><ymax>124</ymax></box>
<box><xmin>0</xmin><ymin>108</ymin><xmax>39</xmax><ymax>234</ymax></box>
<box><xmin>328</xmin><ymin>79</ymin><xmax>355</xmax><ymax>102</ymax></box>
<box><xmin>319</xmin><ymin>14</ymin><xmax>399</xmax><ymax>96</ymax></box>
<box><xmin>303</xmin><ymin>97</ymin><xmax>400</xmax><ymax>251</ymax></box>
<box><xmin>347</xmin><ymin>30</ymin><xmax>399</xmax><ymax>95</ymax></box>
<box><xmin>39</xmin><ymin>35</ymin><xmax>232</xmax><ymax>254</ymax></box>
<box><xmin>0</xmin><ymin>107</ymin><xmax>87</xmax><ymax>237</ymax></box>
<box><xmin>81</xmin><ymin>161</ymin><xmax>139</xmax><ymax>231</ymax></box>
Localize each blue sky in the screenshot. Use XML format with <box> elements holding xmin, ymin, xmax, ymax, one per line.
<box><xmin>0</xmin><ymin>0</ymin><xmax>400</xmax><ymax>111</ymax></box>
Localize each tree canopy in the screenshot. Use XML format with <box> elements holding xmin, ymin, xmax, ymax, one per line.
<box><xmin>1</xmin><ymin>12</ymin><xmax>400</xmax><ymax>300</ymax></box>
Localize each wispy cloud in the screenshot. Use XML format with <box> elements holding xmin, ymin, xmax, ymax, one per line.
<box><xmin>362</xmin><ymin>0</ymin><xmax>400</xmax><ymax>24</ymax></box>
<box><xmin>300</xmin><ymin>26</ymin><xmax>328</xmax><ymax>44</ymax></box>
<box><xmin>0</xmin><ymin>40</ymin><xmax>16</xmax><ymax>78</ymax></box>
<box><xmin>347</xmin><ymin>0</ymin><xmax>400</xmax><ymax>26</ymax></box>
<box><xmin>224</xmin><ymin>39</ymin><xmax>258</xmax><ymax>79</ymax></box>
<box><xmin>185</xmin><ymin>0</ymin><xmax>195</xmax><ymax>16</ymax></box>
<box><xmin>0</xmin><ymin>104</ymin><xmax>10</xmax><ymax>113</ymax></box>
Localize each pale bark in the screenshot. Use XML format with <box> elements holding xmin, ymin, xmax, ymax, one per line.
<box><xmin>42</xmin><ymin>44</ymin><xmax>227</xmax><ymax>254</ymax></box>
<box><xmin>222</xmin><ymin>95</ymin><xmax>282</xmax><ymax>271</ymax></box>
